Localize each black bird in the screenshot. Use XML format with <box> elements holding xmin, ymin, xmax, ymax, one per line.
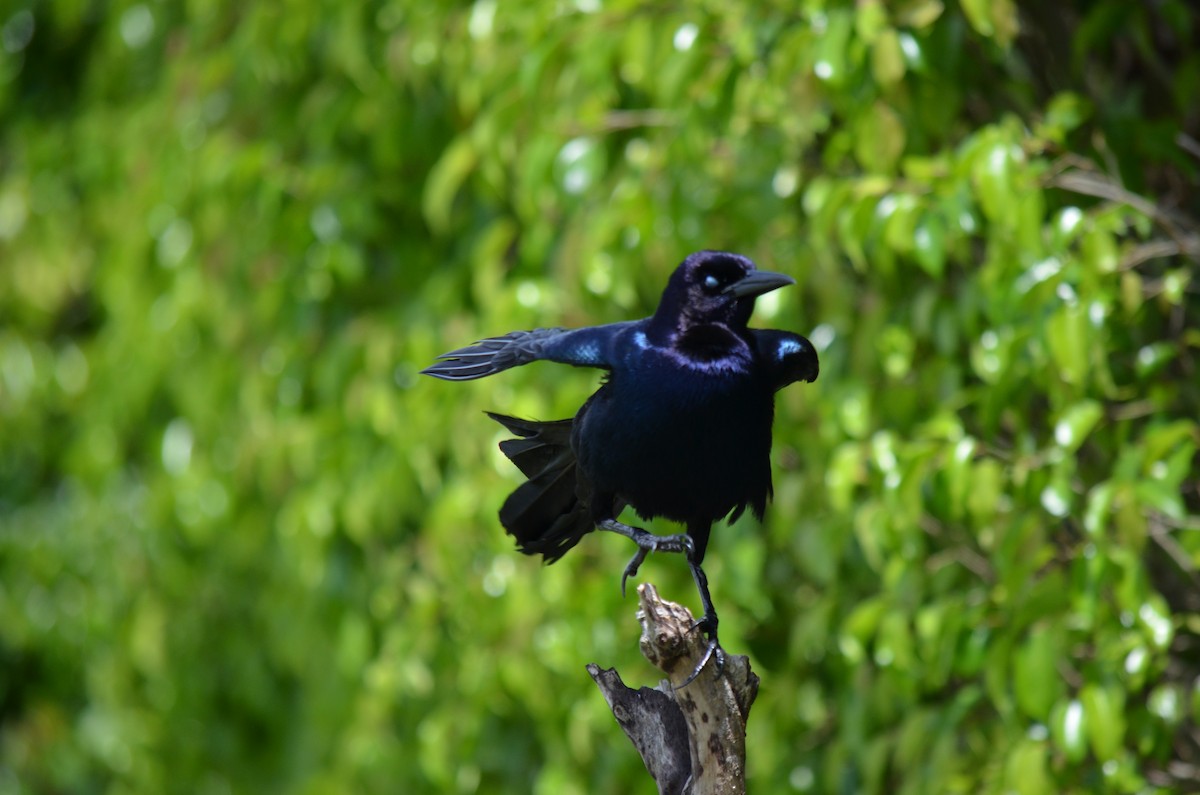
<box><xmin>423</xmin><ymin>251</ymin><xmax>818</xmax><ymax>673</ymax></box>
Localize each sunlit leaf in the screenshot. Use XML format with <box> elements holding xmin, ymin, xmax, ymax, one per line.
<box><xmin>1054</xmin><ymin>400</ymin><xmax>1103</xmax><ymax>452</ymax></box>
<box><xmin>1051</xmin><ymin>698</ymin><xmax>1089</xmax><ymax>763</ymax></box>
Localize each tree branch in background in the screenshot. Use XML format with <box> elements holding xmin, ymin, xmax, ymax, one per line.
<box><xmin>1047</xmin><ymin>160</ymin><xmax>1200</xmax><ymax>266</ymax></box>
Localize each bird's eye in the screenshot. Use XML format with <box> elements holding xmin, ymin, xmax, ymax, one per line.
<box><xmin>703</xmin><ymin>274</ymin><xmax>721</xmax><ymax>290</ymax></box>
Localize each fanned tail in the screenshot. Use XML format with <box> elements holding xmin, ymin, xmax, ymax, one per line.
<box><xmin>486</xmin><ymin>412</ymin><xmax>594</xmax><ymax>562</ymax></box>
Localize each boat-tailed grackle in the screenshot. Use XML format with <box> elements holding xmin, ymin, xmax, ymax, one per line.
<box><xmin>422</xmin><ymin>250</ymin><xmax>818</xmax><ymax>679</ymax></box>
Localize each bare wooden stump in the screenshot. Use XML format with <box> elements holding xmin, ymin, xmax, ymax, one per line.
<box><xmin>587</xmin><ymin>583</ymin><xmax>759</xmax><ymax>795</ymax></box>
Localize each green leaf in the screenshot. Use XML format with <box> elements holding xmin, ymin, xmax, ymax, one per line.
<box><xmin>1148</xmin><ymin>684</ymin><xmax>1183</xmax><ymax>725</ymax></box>
<box><xmin>1135</xmin><ymin>341</ymin><xmax>1174</xmax><ymax>379</ymax></box>
<box><xmin>877</xmin><ymin>325</ymin><xmax>915</xmax><ymax>379</ymax></box>
<box><xmin>970</xmin><ymin>327</ymin><xmax>1011</xmax><ymax>385</ymax></box>
<box><xmin>913</xmin><ymin>213</ymin><xmax>946</xmax><ymax>277</ymax></box>
<box><xmin>811</xmin><ymin>9</ymin><xmax>854</xmax><ymax>86</ymax></box>
<box><xmin>854</xmin><ymin>102</ymin><xmax>906</xmax><ymax>173</ymax></box>
<box><xmin>1083</xmin><ymin>480</ymin><xmax>1116</xmax><ymax>536</ymax></box>
<box><xmin>876</xmin><ymin>611</ymin><xmax>916</xmax><ymax>671</ymax></box>
<box><xmin>827</xmin><ymin>442</ymin><xmax>866</xmax><ymax>512</ymax></box>
<box><xmin>1137</xmin><ymin>597</ymin><xmax>1175</xmax><ymax>651</ymax></box>
<box><xmin>553</xmin><ymin>136</ymin><xmax>604</xmax><ymax>197</ymax></box>
<box><xmin>1040</xmin><ymin>476</ymin><xmax>1072</xmax><ymax>519</ymax></box>
<box><xmin>842</xmin><ymin>597</ymin><xmax>888</xmax><ymax>659</ymax></box>
<box><xmin>1053</xmin><ymin>400</ymin><xmax>1103</xmax><ymax>452</ymax></box>
<box><xmin>1004</xmin><ymin>739</ymin><xmax>1051</xmax><ymax>795</ymax></box>
<box><xmin>1162</xmin><ymin>268</ymin><xmax>1191</xmax><ymax>305</ymax></box>
<box><xmin>971</xmin><ymin>136</ymin><xmax>1015</xmax><ymax>225</ymax></box>
<box><xmin>1081</xmin><ymin>683</ymin><xmax>1127</xmax><ymax>762</ymax></box>
<box><xmin>421</xmin><ymin>135</ymin><xmax>478</xmax><ymax>234</ymax></box>
<box><xmin>1047</xmin><ymin>304</ymin><xmax>1090</xmax><ymax>386</ymax></box>
<box><xmin>872</xmin><ymin>29</ymin><xmax>907</xmax><ymax>86</ymax></box>
<box><xmin>1051</xmin><ymin>698</ymin><xmax>1089</xmax><ymax>763</ymax></box>
<box><xmin>881</xmin><ymin>193</ymin><xmax>920</xmax><ymax>255</ymax></box>
<box><xmin>1145</xmin><ymin>424</ymin><xmax>1198</xmax><ymax>488</ymax></box>
<box><xmin>1013</xmin><ymin>626</ymin><xmax>1064</xmax><ymax>720</ymax></box>
<box><xmin>1037</xmin><ymin>92</ymin><xmax>1092</xmax><ymax>143</ymax></box>
<box><xmin>961</xmin><ymin>0</ymin><xmax>1019</xmax><ymax>47</ymax></box>
<box><xmin>1135</xmin><ymin>480</ymin><xmax>1186</xmax><ymax>522</ymax></box>
<box><xmin>1081</xmin><ymin>225</ymin><xmax>1119</xmax><ymax>274</ymax></box>
<box><xmin>895</xmin><ymin>0</ymin><xmax>944</xmax><ymax>29</ymax></box>
<box><xmin>855</xmin><ymin>0</ymin><xmax>888</xmax><ymax>43</ymax></box>
<box><xmin>967</xmin><ymin>458</ymin><xmax>1003</xmax><ymax>524</ymax></box>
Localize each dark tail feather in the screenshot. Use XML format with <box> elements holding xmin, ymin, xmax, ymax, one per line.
<box><xmin>486</xmin><ymin>412</ymin><xmax>593</xmax><ymax>562</ymax></box>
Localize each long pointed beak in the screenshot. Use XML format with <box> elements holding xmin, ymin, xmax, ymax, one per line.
<box><xmin>724</xmin><ymin>269</ymin><xmax>795</xmax><ymax>298</ymax></box>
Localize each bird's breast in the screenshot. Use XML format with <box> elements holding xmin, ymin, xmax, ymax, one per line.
<box><xmin>573</xmin><ymin>360</ymin><xmax>774</xmax><ymax>523</ymax></box>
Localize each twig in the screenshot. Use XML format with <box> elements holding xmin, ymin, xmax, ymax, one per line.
<box><xmin>1047</xmin><ymin>167</ymin><xmax>1200</xmax><ymax>265</ymax></box>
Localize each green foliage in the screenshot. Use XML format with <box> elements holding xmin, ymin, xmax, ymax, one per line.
<box><xmin>2</xmin><ymin>1</ymin><xmax>1198</xmax><ymax>793</ymax></box>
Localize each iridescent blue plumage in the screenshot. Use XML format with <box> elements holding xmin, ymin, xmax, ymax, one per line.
<box><xmin>422</xmin><ymin>250</ymin><xmax>818</xmax><ymax>675</ymax></box>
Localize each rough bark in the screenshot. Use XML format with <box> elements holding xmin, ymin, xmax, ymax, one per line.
<box><xmin>587</xmin><ymin>583</ymin><xmax>759</xmax><ymax>795</ymax></box>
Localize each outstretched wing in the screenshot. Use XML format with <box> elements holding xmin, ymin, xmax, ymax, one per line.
<box><xmin>751</xmin><ymin>329</ymin><xmax>819</xmax><ymax>392</ymax></box>
<box><xmin>421</xmin><ymin>323</ymin><xmax>634</xmax><ymax>381</ymax></box>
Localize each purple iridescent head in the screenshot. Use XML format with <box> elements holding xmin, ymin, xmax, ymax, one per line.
<box><xmin>652</xmin><ymin>250</ymin><xmax>795</xmax><ymax>333</ymax></box>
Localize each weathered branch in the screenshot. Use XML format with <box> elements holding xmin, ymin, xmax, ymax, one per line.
<box><xmin>587</xmin><ymin>583</ymin><xmax>759</xmax><ymax>795</ymax></box>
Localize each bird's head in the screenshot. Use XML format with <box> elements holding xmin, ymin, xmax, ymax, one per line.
<box><xmin>652</xmin><ymin>250</ymin><xmax>795</xmax><ymax>333</ymax></box>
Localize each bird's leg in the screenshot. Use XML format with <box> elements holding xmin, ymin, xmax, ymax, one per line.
<box><xmin>595</xmin><ymin>518</ymin><xmax>694</xmax><ymax>597</ymax></box>
<box><xmin>678</xmin><ymin>552</ymin><xmax>724</xmax><ymax>688</ymax></box>
<box><xmin>597</xmin><ymin>516</ymin><xmax>724</xmax><ymax>687</ymax></box>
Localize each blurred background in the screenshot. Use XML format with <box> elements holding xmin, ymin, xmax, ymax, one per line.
<box><xmin>2</xmin><ymin>1</ymin><xmax>1198</xmax><ymax>793</ymax></box>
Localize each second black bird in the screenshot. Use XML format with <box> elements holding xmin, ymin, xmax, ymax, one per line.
<box><xmin>422</xmin><ymin>250</ymin><xmax>818</xmax><ymax>668</ymax></box>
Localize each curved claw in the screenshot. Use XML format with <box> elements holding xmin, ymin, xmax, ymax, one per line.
<box><xmin>674</xmin><ymin>637</ymin><xmax>724</xmax><ymax>690</ymax></box>
<box><xmin>672</xmin><ymin>611</ymin><xmax>724</xmax><ymax>689</ymax></box>
<box><xmin>711</xmin><ymin>642</ymin><xmax>726</xmax><ymax>677</ymax></box>
<box><xmin>621</xmin><ymin>548</ymin><xmax>651</xmax><ymax>597</ymax></box>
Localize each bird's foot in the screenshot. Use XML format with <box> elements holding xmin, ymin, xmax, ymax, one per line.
<box><xmin>690</xmin><ymin>610</ymin><xmax>718</xmax><ymax>638</ymax></box>
<box><xmin>600</xmin><ymin>518</ymin><xmax>695</xmax><ymax>596</ymax></box>
<box><xmin>619</xmin><ymin>533</ymin><xmax>694</xmax><ymax>595</ymax></box>
<box><xmin>631</xmin><ymin>528</ymin><xmax>694</xmax><ymax>557</ymax></box>
<box><xmin>676</xmin><ymin>611</ymin><xmax>724</xmax><ymax>689</ymax></box>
